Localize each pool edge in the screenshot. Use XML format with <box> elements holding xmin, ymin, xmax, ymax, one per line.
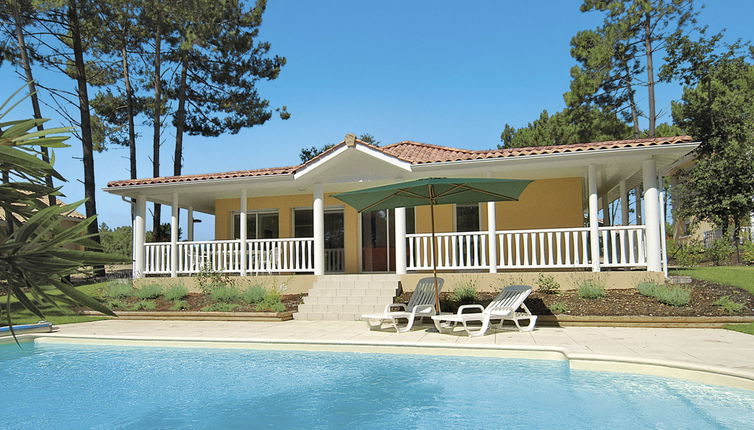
<box><xmin>24</xmin><ymin>334</ymin><xmax>754</xmax><ymax>392</ymax></box>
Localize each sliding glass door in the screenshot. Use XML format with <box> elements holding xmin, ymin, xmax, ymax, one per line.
<box><xmin>361</xmin><ymin>208</ymin><xmax>414</xmax><ymax>272</ymax></box>
<box><xmin>294</xmin><ymin>208</ymin><xmax>344</xmax><ymax>272</ymax></box>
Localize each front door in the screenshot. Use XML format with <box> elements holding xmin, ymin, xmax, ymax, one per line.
<box><xmin>361</xmin><ymin>208</ymin><xmax>414</xmax><ymax>272</ymax></box>
<box><xmin>294</xmin><ymin>208</ymin><xmax>344</xmax><ymax>272</ymax></box>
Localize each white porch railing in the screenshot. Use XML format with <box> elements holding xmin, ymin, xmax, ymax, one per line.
<box><xmin>325</xmin><ymin>248</ymin><xmax>344</xmax><ymax>272</ymax></box>
<box><xmin>144</xmin><ymin>238</ymin><xmax>315</xmax><ymax>275</ymax></box>
<box><xmin>406</xmin><ymin>226</ymin><xmax>648</xmax><ymax>271</ymax></box>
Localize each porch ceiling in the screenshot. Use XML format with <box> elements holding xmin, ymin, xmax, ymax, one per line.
<box><xmin>103</xmin><ymin>141</ymin><xmax>699</xmax><ymax>213</ymax></box>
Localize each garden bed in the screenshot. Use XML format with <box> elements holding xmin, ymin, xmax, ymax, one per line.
<box><xmin>397</xmin><ymin>279</ymin><xmax>754</xmax><ymax>318</ymax></box>
<box><xmin>99</xmin><ymin>293</ymin><xmax>306</xmax><ymax>313</ymax></box>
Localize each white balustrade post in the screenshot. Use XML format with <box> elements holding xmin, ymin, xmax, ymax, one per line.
<box><xmin>240</xmin><ymin>189</ymin><xmax>248</xmax><ymax>276</ymax></box>
<box><xmin>170</xmin><ymin>193</ymin><xmax>179</xmax><ymax>277</ymax></box>
<box><xmin>313</xmin><ymin>184</ymin><xmax>325</xmax><ymax>275</ymax></box>
<box><xmin>395</xmin><ymin>207</ymin><xmax>407</xmax><ymax>275</ymax></box>
<box><xmin>643</xmin><ymin>158</ymin><xmax>662</xmax><ymax>272</ymax></box>
<box><xmin>133</xmin><ymin>195</ymin><xmax>146</xmax><ymax>279</ymax></box>
<box><xmin>588</xmin><ymin>165</ymin><xmax>601</xmax><ymax>272</ymax></box>
<box><xmin>620</xmin><ymin>180</ymin><xmax>629</xmax><ymax>226</ymax></box>
<box><xmin>187</xmin><ymin>206</ymin><xmax>194</xmax><ymax>241</ymax></box>
<box><xmin>487</xmin><ymin>201</ymin><xmax>497</xmax><ymax>273</ymax></box>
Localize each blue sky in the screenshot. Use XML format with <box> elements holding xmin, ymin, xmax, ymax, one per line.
<box><xmin>2</xmin><ymin>0</ymin><xmax>751</xmax><ymax>240</ymax></box>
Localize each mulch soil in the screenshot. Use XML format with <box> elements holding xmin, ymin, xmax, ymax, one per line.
<box><xmin>396</xmin><ymin>279</ymin><xmax>754</xmax><ymax>317</ymax></box>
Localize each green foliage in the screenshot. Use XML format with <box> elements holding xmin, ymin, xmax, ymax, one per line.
<box><xmin>637</xmin><ymin>282</ymin><xmax>691</xmax><ymax>307</ymax></box>
<box><xmin>536</xmin><ymin>273</ymin><xmax>561</xmax><ymax>295</ymax></box>
<box><xmin>163</xmin><ymin>284</ymin><xmax>189</xmax><ymax>301</ymax></box>
<box><xmin>577</xmin><ymin>279</ymin><xmax>606</xmax><ymax>299</ymax></box>
<box><xmin>170</xmin><ymin>300</ymin><xmax>189</xmax><ymax>311</ymax></box>
<box><xmin>499</xmin><ymin>108</ymin><xmax>630</xmax><ymax>148</ymax></box>
<box><xmin>724</xmin><ymin>322</ymin><xmax>754</xmax><ymax>336</ymax></box>
<box><xmin>672</xmin><ymin>57</ymin><xmax>754</xmax><ymax>242</ymax></box>
<box><xmin>242</xmin><ymin>285</ymin><xmax>267</xmax><ymax>305</ymax></box>
<box><xmin>673</xmin><ymin>266</ymin><xmax>754</xmax><ymax>295</ymax></box>
<box><xmin>107</xmin><ymin>299</ymin><xmax>127</xmax><ymax>309</ymax></box>
<box><xmin>210</xmin><ymin>286</ymin><xmax>241</xmax><ymax>303</ymax></box>
<box><xmin>1</xmin><ymin>97</ymin><xmax>125</xmax><ymax>327</ymax></box>
<box><xmin>98</xmin><ymin>223</ymin><xmax>132</xmax><ymax>257</ymax></box>
<box><xmin>742</xmin><ymin>242</ymin><xmax>754</xmax><ymax>265</ymax></box>
<box><xmin>549</xmin><ymin>302</ymin><xmax>569</xmax><ymax>314</ymax></box>
<box><xmin>134</xmin><ymin>284</ymin><xmax>163</xmax><ymax>299</ymax></box>
<box><xmin>706</xmin><ymin>238</ymin><xmax>734</xmax><ymax>266</ymax></box>
<box><xmin>451</xmin><ymin>277</ymin><xmax>478</xmax><ymax>302</ymax></box>
<box><xmin>201</xmin><ymin>303</ymin><xmax>241</xmax><ymax>312</ymax></box>
<box><xmin>256</xmin><ymin>288</ymin><xmax>286</xmax><ymax>312</ymax></box>
<box><xmin>670</xmin><ymin>239</ymin><xmax>705</xmax><ymax>268</ymax></box>
<box><xmin>713</xmin><ymin>296</ymin><xmax>745</xmax><ymax>315</ymax></box>
<box><xmin>196</xmin><ymin>264</ymin><xmax>235</xmax><ymax>293</ymax></box>
<box><xmin>129</xmin><ymin>300</ymin><xmax>157</xmax><ymax>311</ymax></box>
<box><xmin>103</xmin><ymin>279</ymin><xmax>135</xmax><ymax>299</ymax></box>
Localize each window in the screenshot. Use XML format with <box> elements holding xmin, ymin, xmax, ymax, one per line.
<box><xmin>232</xmin><ymin>211</ymin><xmax>278</xmax><ymax>239</ymax></box>
<box><xmin>293</xmin><ymin>208</ymin><xmax>344</xmax><ymax>250</ymax></box>
<box><xmin>456</xmin><ymin>204</ymin><xmax>480</xmax><ymax>232</ymax></box>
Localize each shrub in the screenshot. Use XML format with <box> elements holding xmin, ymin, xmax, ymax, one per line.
<box><xmin>201</xmin><ymin>303</ymin><xmax>241</xmax><ymax>312</ymax></box>
<box><xmin>135</xmin><ymin>284</ymin><xmax>163</xmax><ymax>300</ymax></box>
<box><xmin>107</xmin><ymin>299</ymin><xmax>127</xmax><ymax>309</ymax></box>
<box><xmin>637</xmin><ymin>281</ymin><xmax>690</xmax><ymax>307</ymax></box>
<box><xmin>577</xmin><ymin>280</ymin><xmax>605</xmax><ymax>299</ymax></box>
<box><xmin>451</xmin><ymin>278</ymin><xmax>478</xmax><ymax>302</ymax></box>
<box><xmin>163</xmin><ymin>284</ymin><xmax>189</xmax><ymax>301</ymax></box>
<box><xmin>104</xmin><ymin>280</ymin><xmax>135</xmax><ymax>299</ymax></box>
<box><xmin>256</xmin><ymin>289</ymin><xmax>286</xmax><ymax>312</ymax></box>
<box><xmin>549</xmin><ymin>302</ymin><xmax>568</xmax><ymax>314</ymax></box>
<box><xmin>242</xmin><ymin>285</ymin><xmax>267</xmax><ymax>305</ymax></box>
<box><xmin>741</xmin><ymin>241</ymin><xmax>754</xmax><ymax>265</ymax></box>
<box><xmin>210</xmin><ymin>286</ymin><xmax>242</xmax><ymax>303</ymax></box>
<box><xmin>536</xmin><ymin>273</ymin><xmax>560</xmax><ymax>295</ymax></box>
<box><xmin>713</xmin><ymin>296</ymin><xmax>745</xmax><ymax>314</ymax></box>
<box><xmin>170</xmin><ymin>300</ymin><xmax>189</xmax><ymax>311</ymax></box>
<box><xmin>196</xmin><ymin>264</ymin><xmax>235</xmax><ymax>293</ymax></box>
<box><xmin>129</xmin><ymin>300</ymin><xmax>157</xmax><ymax>311</ymax></box>
<box><xmin>706</xmin><ymin>238</ymin><xmax>734</xmax><ymax>266</ymax></box>
<box><xmin>673</xmin><ymin>240</ymin><xmax>705</xmax><ymax>268</ymax></box>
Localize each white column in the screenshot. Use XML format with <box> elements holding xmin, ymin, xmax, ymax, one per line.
<box><xmin>313</xmin><ymin>184</ymin><xmax>325</xmax><ymax>275</ymax></box>
<box><xmin>487</xmin><ymin>201</ymin><xmax>497</xmax><ymax>273</ymax></box>
<box><xmin>133</xmin><ymin>195</ymin><xmax>146</xmax><ymax>279</ymax></box>
<box><xmin>588</xmin><ymin>165</ymin><xmax>600</xmax><ymax>272</ymax></box>
<box><xmin>643</xmin><ymin>158</ymin><xmax>662</xmax><ymax>272</ymax></box>
<box><xmin>187</xmin><ymin>207</ymin><xmax>194</xmax><ymax>241</ymax></box>
<box><xmin>620</xmin><ymin>180</ymin><xmax>629</xmax><ymax>226</ymax></box>
<box><xmin>240</xmin><ymin>189</ymin><xmax>248</xmax><ymax>276</ymax></box>
<box><xmin>395</xmin><ymin>207</ymin><xmax>407</xmax><ymax>275</ymax></box>
<box><xmin>601</xmin><ymin>195</ymin><xmax>610</xmax><ymax>226</ymax></box>
<box><xmin>170</xmin><ymin>193</ymin><xmax>179</xmax><ymax>277</ymax></box>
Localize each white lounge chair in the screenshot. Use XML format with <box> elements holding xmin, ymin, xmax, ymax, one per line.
<box><xmin>361</xmin><ymin>277</ymin><xmax>443</xmax><ymax>333</ymax></box>
<box><xmin>431</xmin><ymin>285</ymin><xmax>537</xmax><ymax>337</ymax></box>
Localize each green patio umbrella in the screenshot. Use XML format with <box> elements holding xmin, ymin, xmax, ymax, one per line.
<box><xmin>333</xmin><ymin>177</ymin><xmax>533</xmax><ymax>312</ymax></box>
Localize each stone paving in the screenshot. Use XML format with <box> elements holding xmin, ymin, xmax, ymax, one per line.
<box><xmin>44</xmin><ymin>319</ymin><xmax>754</xmax><ymax>380</ymax></box>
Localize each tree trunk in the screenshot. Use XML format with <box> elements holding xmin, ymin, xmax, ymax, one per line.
<box><xmin>122</xmin><ymin>47</ymin><xmax>137</xmax><ymax>180</ymax></box>
<box><xmin>644</xmin><ymin>12</ymin><xmax>656</xmax><ymax>137</ymax></box>
<box><xmin>68</xmin><ymin>0</ymin><xmax>105</xmax><ymax>277</ymax></box>
<box><xmin>152</xmin><ymin>7</ymin><xmax>162</xmax><ymax>240</ymax></box>
<box><xmin>12</xmin><ymin>1</ymin><xmax>56</xmax><ymax>207</ymax></box>
<box><xmin>174</xmin><ymin>61</ymin><xmax>188</xmax><ymax>177</ymax></box>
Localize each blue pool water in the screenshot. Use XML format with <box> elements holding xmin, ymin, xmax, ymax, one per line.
<box><xmin>1</xmin><ymin>341</ymin><xmax>753</xmax><ymax>429</ymax></box>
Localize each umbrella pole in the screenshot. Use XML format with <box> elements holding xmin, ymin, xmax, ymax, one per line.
<box><xmin>430</xmin><ymin>202</ymin><xmax>440</xmax><ymax>313</ymax></box>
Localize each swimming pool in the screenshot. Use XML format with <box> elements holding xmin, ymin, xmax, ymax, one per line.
<box><xmin>2</xmin><ymin>340</ymin><xmax>753</xmax><ymax>429</ymax></box>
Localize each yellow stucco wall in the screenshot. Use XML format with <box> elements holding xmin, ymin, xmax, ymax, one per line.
<box><xmin>213</xmin><ymin>177</ymin><xmax>584</xmax><ymax>273</ymax></box>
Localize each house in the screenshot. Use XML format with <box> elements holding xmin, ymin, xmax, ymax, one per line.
<box><xmin>105</xmin><ymin>134</ymin><xmax>698</xmax><ymax>319</ymax></box>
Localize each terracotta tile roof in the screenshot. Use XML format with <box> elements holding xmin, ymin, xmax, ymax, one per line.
<box><xmin>106</xmin><ymin>135</ymin><xmax>694</xmax><ymax>188</ymax></box>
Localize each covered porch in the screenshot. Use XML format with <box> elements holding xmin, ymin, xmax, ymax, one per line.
<box><xmin>105</xmin><ymin>136</ymin><xmax>699</xmax><ymax>279</ymax></box>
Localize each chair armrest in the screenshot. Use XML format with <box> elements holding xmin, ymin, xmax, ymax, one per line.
<box><xmin>410</xmin><ymin>304</ymin><xmax>434</xmax><ymax>315</ymax></box>
<box><xmin>385</xmin><ymin>303</ymin><xmax>407</xmax><ymax>314</ymax></box>
<box><xmin>457</xmin><ymin>304</ymin><xmax>485</xmax><ymax>315</ymax></box>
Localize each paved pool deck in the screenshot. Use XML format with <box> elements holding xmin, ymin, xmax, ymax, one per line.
<box><xmin>31</xmin><ymin>320</ymin><xmax>754</xmax><ymax>389</ymax></box>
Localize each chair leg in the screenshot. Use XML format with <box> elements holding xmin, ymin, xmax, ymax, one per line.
<box><xmin>366</xmin><ymin>319</ymin><xmax>383</xmax><ymax>331</ymax></box>
<box><xmin>398</xmin><ymin>316</ymin><xmax>415</xmax><ymax>333</ymax></box>
<box><xmin>462</xmin><ymin>319</ymin><xmax>489</xmax><ymax>337</ymax></box>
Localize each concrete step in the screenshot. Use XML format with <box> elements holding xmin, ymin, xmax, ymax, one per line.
<box><xmin>306</xmin><ymin>288</ymin><xmax>397</xmax><ymax>298</ymax></box>
<box><xmin>294</xmin><ymin>311</ymin><xmax>362</xmax><ymax>321</ymax></box>
<box><xmin>297</xmin><ymin>303</ymin><xmax>385</xmax><ymax>314</ymax></box>
<box><xmin>302</xmin><ymin>295</ymin><xmax>393</xmax><ymax>306</ymax></box>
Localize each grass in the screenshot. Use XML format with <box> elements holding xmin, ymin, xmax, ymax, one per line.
<box><xmin>724</xmin><ymin>323</ymin><xmax>754</xmax><ymax>335</ymax></box>
<box><xmin>577</xmin><ymin>279</ymin><xmax>605</xmax><ymax>299</ymax></box>
<box><xmin>673</xmin><ymin>266</ymin><xmax>754</xmax><ymax>295</ymax></box>
<box><xmin>636</xmin><ymin>282</ymin><xmax>691</xmax><ymax>307</ymax></box>
<box><xmin>3</xmin><ymin>281</ymin><xmax>111</xmax><ymax>326</ymax></box>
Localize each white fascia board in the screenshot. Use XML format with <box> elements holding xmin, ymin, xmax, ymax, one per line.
<box><xmin>293</xmin><ymin>143</ymin><xmax>411</xmax><ymax>180</ymax></box>
<box><xmin>101</xmin><ymin>173</ymin><xmax>295</xmax><ymax>195</ymax></box>
<box><xmin>411</xmin><ymin>142</ymin><xmax>701</xmax><ymax>170</ymax></box>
